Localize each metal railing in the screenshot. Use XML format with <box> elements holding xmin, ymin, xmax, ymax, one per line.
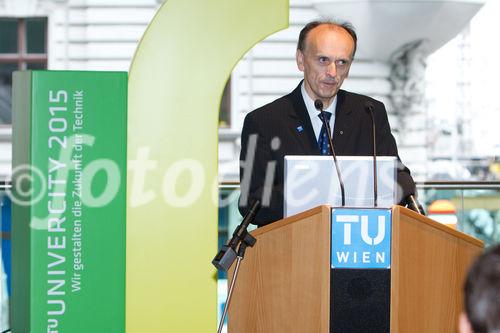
<box><xmin>2</xmin><ymin>179</ymin><xmax>500</xmax><ymax>190</ymax></box>
<box><xmin>2</xmin><ymin>180</ymin><xmax>499</xmax><ymax>246</ymax></box>
<box><xmin>220</xmin><ymin>180</ymin><xmax>500</xmax><ymax>190</ymax></box>
<box><xmin>416</xmin><ymin>181</ymin><xmax>500</xmax><ymax>190</ymax></box>
<box><xmin>0</xmin><ymin>181</ymin><xmax>10</xmax><ymax>190</ymax></box>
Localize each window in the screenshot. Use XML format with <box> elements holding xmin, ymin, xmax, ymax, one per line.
<box><xmin>0</xmin><ymin>17</ymin><xmax>48</xmax><ymax>124</ymax></box>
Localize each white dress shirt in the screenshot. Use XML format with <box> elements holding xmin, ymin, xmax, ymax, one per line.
<box><xmin>300</xmin><ymin>82</ymin><xmax>337</xmax><ymax>141</ymax></box>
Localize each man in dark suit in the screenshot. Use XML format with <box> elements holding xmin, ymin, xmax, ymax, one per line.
<box><xmin>239</xmin><ymin>20</ymin><xmax>416</xmax><ymax>226</ymax></box>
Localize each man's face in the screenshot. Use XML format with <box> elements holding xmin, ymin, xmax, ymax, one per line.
<box><xmin>296</xmin><ymin>25</ymin><xmax>355</xmax><ymax>108</ymax></box>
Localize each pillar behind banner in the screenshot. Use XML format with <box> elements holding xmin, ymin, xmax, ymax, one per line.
<box><xmin>127</xmin><ymin>0</ymin><xmax>288</xmax><ymax>331</ymax></box>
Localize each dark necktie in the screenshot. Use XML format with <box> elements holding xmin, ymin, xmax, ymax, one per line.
<box><xmin>318</xmin><ymin>112</ymin><xmax>332</xmax><ymax>155</ymax></box>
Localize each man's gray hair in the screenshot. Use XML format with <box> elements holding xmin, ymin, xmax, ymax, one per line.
<box><xmin>297</xmin><ymin>19</ymin><xmax>358</xmax><ymax>58</ymax></box>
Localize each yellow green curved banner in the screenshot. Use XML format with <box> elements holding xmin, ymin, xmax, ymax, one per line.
<box><xmin>127</xmin><ymin>0</ymin><xmax>288</xmax><ymax>331</ymax></box>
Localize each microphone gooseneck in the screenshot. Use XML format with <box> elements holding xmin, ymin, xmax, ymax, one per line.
<box><xmin>315</xmin><ymin>99</ymin><xmax>346</xmax><ymax>207</ymax></box>
<box><xmin>364</xmin><ymin>101</ymin><xmax>378</xmax><ymax>207</ymax></box>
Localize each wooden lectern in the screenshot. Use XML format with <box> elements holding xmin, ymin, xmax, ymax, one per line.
<box><xmin>228</xmin><ymin>205</ymin><xmax>483</xmax><ymax>333</ymax></box>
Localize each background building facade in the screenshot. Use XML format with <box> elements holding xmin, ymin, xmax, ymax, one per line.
<box><xmin>0</xmin><ymin>0</ymin><xmax>491</xmax><ymax>183</ymax></box>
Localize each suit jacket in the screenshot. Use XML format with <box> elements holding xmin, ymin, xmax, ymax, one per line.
<box><xmin>239</xmin><ymin>82</ymin><xmax>416</xmax><ymax>226</ymax></box>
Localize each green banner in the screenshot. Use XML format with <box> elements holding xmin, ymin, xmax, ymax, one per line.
<box><xmin>11</xmin><ymin>70</ymin><xmax>127</xmax><ymax>332</ymax></box>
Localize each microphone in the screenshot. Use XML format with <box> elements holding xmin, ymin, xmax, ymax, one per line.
<box><xmin>364</xmin><ymin>101</ymin><xmax>378</xmax><ymax>207</ymax></box>
<box><xmin>314</xmin><ymin>99</ymin><xmax>346</xmax><ymax>207</ymax></box>
<box><xmin>212</xmin><ymin>199</ymin><xmax>260</xmax><ymax>271</ymax></box>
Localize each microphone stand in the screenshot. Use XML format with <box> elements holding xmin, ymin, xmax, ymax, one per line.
<box><xmin>212</xmin><ymin>200</ymin><xmax>260</xmax><ymax>333</ymax></box>
<box><xmin>217</xmin><ymin>240</ymin><xmax>253</xmax><ymax>333</ymax></box>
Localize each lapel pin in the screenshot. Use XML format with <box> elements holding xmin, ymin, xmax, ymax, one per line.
<box><xmin>296</xmin><ymin>125</ymin><xmax>304</xmax><ymax>133</ymax></box>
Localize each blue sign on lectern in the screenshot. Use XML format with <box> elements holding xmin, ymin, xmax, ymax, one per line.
<box><xmin>331</xmin><ymin>208</ymin><xmax>392</xmax><ymax>269</ymax></box>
